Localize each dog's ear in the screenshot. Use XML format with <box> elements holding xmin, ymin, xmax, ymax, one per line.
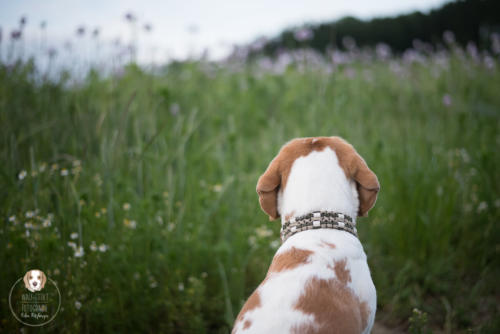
<box><xmin>256</xmin><ymin>157</ymin><xmax>281</xmax><ymax>220</ymax></box>
<box><xmin>23</xmin><ymin>271</ymin><xmax>30</xmax><ymax>289</ymax></box>
<box><xmin>40</xmin><ymin>271</ymin><xmax>47</xmax><ymax>289</ymax></box>
<box><xmin>330</xmin><ymin>137</ymin><xmax>380</xmax><ymax>217</ymax></box>
<box><xmin>349</xmin><ymin>152</ymin><xmax>380</xmax><ymax>217</ymax></box>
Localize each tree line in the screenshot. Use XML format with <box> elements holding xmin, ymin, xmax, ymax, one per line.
<box><xmin>253</xmin><ymin>0</ymin><xmax>500</xmax><ymax>57</ymax></box>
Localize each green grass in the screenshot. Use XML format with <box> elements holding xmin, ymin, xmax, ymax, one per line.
<box><xmin>1</xmin><ymin>56</ymin><xmax>499</xmax><ymax>333</ymax></box>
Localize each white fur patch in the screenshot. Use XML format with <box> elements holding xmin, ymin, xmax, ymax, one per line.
<box><xmin>278</xmin><ymin>147</ymin><xmax>359</xmax><ymax>222</ymax></box>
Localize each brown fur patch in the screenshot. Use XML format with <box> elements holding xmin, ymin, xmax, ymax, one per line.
<box><xmin>284</xmin><ymin>211</ymin><xmax>296</xmax><ymax>221</ymax></box>
<box><xmin>320</xmin><ymin>241</ymin><xmax>336</xmax><ymax>249</ymax></box>
<box><xmin>292</xmin><ymin>276</ymin><xmax>369</xmax><ymax>334</ymax></box>
<box><xmin>268</xmin><ymin>247</ymin><xmax>313</xmax><ymax>273</ymax></box>
<box><xmin>235</xmin><ymin>290</ymin><xmax>261</xmax><ymax>322</ymax></box>
<box><xmin>243</xmin><ymin>320</ymin><xmax>252</xmax><ymax>329</ymax></box>
<box><xmin>256</xmin><ymin>136</ymin><xmax>379</xmax><ymax>220</ymax></box>
<box><xmin>333</xmin><ymin>259</ymin><xmax>351</xmax><ymax>285</ymax></box>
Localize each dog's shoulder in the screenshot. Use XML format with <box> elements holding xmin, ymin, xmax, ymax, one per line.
<box><xmin>233</xmin><ymin>230</ymin><xmax>376</xmax><ymax>334</ymax></box>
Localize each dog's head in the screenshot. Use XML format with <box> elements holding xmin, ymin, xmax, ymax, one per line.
<box><xmin>23</xmin><ymin>269</ymin><xmax>47</xmax><ymax>292</ymax></box>
<box><xmin>256</xmin><ymin>136</ymin><xmax>380</xmax><ymax>220</ymax></box>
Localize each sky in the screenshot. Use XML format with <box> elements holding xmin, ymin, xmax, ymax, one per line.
<box><xmin>0</xmin><ymin>0</ymin><xmax>451</xmax><ymax>63</ymax></box>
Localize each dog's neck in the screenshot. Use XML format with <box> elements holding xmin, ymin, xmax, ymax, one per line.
<box><xmin>277</xmin><ymin>147</ymin><xmax>359</xmax><ymax>227</ymax></box>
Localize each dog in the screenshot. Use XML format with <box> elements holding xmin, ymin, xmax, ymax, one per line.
<box><xmin>23</xmin><ymin>269</ymin><xmax>47</xmax><ymax>292</ymax></box>
<box><xmin>232</xmin><ymin>136</ymin><xmax>380</xmax><ymax>334</ymax></box>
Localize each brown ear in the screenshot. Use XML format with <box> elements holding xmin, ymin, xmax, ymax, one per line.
<box><xmin>23</xmin><ymin>271</ymin><xmax>30</xmax><ymax>288</ymax></box>
<box><xmin>256</xmin><ymin>158</ymin><xmax>281</xmax><ymax>220</ymax></box>
<box><xmin>350</xmin><ymin>153</ymin><xmax>380</xmax><ymax>217</ymax></box>
<box><xmin>40</xmin><ymin>271</ymin><xmax>47</xmax><ymax>289</ymax></box>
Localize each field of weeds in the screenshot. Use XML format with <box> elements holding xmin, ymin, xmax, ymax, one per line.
<box><xmin>1</xmin><ymin>30</ymin><xmax>499</xmax><ymax>332</ymax></box>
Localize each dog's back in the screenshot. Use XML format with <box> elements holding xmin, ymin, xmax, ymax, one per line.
<box><xmin>233</xmin><ymin>137</ymin><xmax>379</xmax><ymax>334</ymax></box>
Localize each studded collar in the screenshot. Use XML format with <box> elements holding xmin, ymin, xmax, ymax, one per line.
<box><xmin>281</xmin><ymin>211</ymin><xmax>357</xmax><ymax>243</ymax></box>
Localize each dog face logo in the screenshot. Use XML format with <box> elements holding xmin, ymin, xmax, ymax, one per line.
<box><xmin>23</xmin><ymin>269</ymin><xmax>47</xmax><ymax>292</ymax></box>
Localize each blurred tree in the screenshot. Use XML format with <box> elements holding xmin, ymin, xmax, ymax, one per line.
<box><xmin>257</xmin><ymin>0</ymin><xmax>500</xmax><ymax>57</ymax></box>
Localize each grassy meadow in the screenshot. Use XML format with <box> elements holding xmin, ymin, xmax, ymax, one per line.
<box><xmin>1</xmin><ymin>47</ymin><xmax>499</xmax><ymax>333</ymax></box>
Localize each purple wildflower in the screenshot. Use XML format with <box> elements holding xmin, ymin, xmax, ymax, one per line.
<box><xmin>294</xmin><ymin>27</ymin><xmax>313</xmax><ymax>42</ymax></box>
<box><xmin>76</xmin><ymin>26</ymin><xmax>85</xmax><ymax>36</ymax></box>
<box><xmin>125</xmin><ymin>12</ymin><xmax>136</xmax><ymax>22</ymax></box>
<box><xmin>375</xmin><ymin>43</ymin><xmax>391</xmax><ymax>60</ymax></box>
<box><xmin>47</xmin><ymin>47</ymin><xmax>57</xmax><ymax>59</ymax></box>
<box><xmin>466</xmin><ymin>42</ymin><xmax>479</xmax><ymax>62</ymax></box>
<box><xmin>11</xmin><ymin>30</ymin><xmax>22</xmax><ymax>40</ymax></box>
<box><xmin>443</xmin><ymin>30</ymin><xmax>455</xmax><ymax>45</ymax></box>
<box><xmin>442</xmin><ymin>94</ymin><xmax>452</xmax><ymax>107</ymax></box>
<box><xmin>490</xmin><ymin>33</ymin><xmax>500</xmax><ymax>55</ymax></box>
<box><xmin>342</xmin><ymin>36</ymin><xmax>356</xmax><ymax>51</ymax></box>
<box><xmin>483</xmin><ymin>55</ymin><xmax>495</xmax><ymax>70</ymax></box>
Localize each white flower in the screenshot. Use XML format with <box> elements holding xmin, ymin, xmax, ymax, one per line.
<box><xmin>25</xmin><ymin>211</ymin><xmax>35</xmax><ymax>218</ymax></box>
<box><xmin>170</xmin><ymin>103</ymin><xmax>180</xmax><ymax>116</ymax></box>
<box><xmin>24</xmin><ymin>222</ymin><xmax>33</xmax><ymax>229</ymax></box>
<box><xmin>8</xmin><ymin>215</ymin><xmax>16</xmax><ymax>222</ymax></box>
<box><xmin>90</xmin><ymin>241</ymin><xmax>98</xmax><ymax>251</ymax></box>
<box><xmin>39</xmin><ymin>163</ymin><xmax>47</xmax><ymax>172</ymax></box>
<box><xmin>67</xmin><ymin>241</ymin><xmax>77</xmax><ymax>249</ymax></box>
<box><xmin>18</xmin><ymin>170</ymin><xmax>27</xmax><ymax>180</ymax></box>
<box><xmin>122</xmin><ymin>203</ymin><xmax>131</xmax><ymax>211</ymax></box>
<box><xmin>123</xmin><ymin>219</ymin><xmax>137</xmax><ymax>229</ymax></box>
<box><xmin>42</xmin><ymin>219</ymin><xmax>51</xmax><ymax>227</ymax></box>
<box><xmin>248</xmin><ymin>235</ymin><xmax>257</xmax><ymax>246</ymax></box>
<box><xmin>72</xmin><ymin>166</ymin><xmax>82</xmax><ymax>175</ymax></box>
<box><xmin>256</xmin><ymin>226</ymin><xmax>273</xmax><ymax>238</ymax></box>
<box><xmin>150</xmin><ymin>281</ymin><xmax>158</xmax><ymax>288</ymax></box>
<box><xmin>74</xmin><ymin>246</ymin><xmax>85</xmax><ymax>257</ymax></box>
<box><xmin>60</xmin><ymin>168</ymin><xmax>69</xmax><ymax>176</ymax></box>
<box><xmin>477</xmin><ymin>202</ymin><xmax>488</xmax><ymax>213</ymax></box>
<box><xmin>99</xmin><ymin>244</ymin><xmax>108</xmax><ymax>252</ymax></box>
<box><xmin>70</xmin><ymin>232</ymin><xmax>78</xmax><ymax>239</ymax></box>
<box><xmin>75</xmin><ymin>301</ymin><xmax>82</xmax><ymax>310</ymax></box>
<box><xmin>270</xmin><ymin>240</ymin><xmax>280</xmax><ymax>249</ymax></box>
<box><xmin>156</xmin><ymin>215</ymin><xmax>163</xmax><ymax>225</ymax></box>
<box><xmin>212</xmin><ymin>184</ymin><xmax>223</xmax><ymax>193</ymax></box>
<box><xmin>178</xmin><ymin>282</ymin><xmax>184</xmax><ymax>291</ymax></box>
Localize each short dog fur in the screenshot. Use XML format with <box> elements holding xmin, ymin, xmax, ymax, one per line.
<box><xmin>233</xmin><ymin>136</ymin><xmax>380</xmax><ymax>334</ymax></box>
